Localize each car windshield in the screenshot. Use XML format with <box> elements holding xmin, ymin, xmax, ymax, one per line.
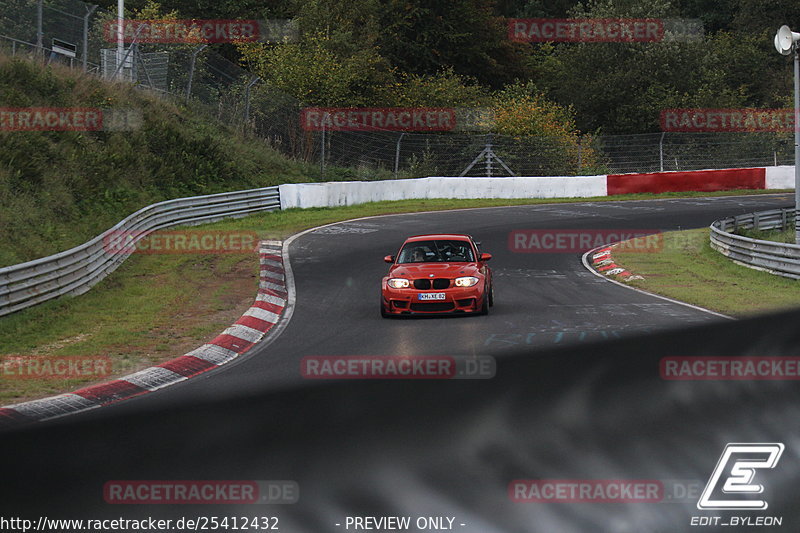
<box><xmin>397</xmin><ymin>240</ymin><xmax>475</xmax><ymax>263</ymax></box>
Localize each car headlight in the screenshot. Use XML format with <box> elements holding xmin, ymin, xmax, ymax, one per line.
<box><xmin>454</xmin><ymin>276</ymin><xmax>480</xmax><ymax>287</ymax></box>
<box><xmin>387</xmin><ymin>278</ymin><xmax>410</xmax><ymax>289</ymax></box>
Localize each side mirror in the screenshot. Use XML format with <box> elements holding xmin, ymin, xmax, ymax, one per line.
<box><xmin>384</xmin><ymin>255</ymin><xmax>395</xmax><ymax>263</ymax></box>
<box><xmin>479</xmin><ymin>252</ymin><xmax>492</xmax><ymax>262</ymax></box>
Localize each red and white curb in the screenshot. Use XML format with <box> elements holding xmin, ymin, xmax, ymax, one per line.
<box><xmin>0</xmin><ymin>240</ymin><xmax>288</xmax><ymax>428</ymax></box>
<box><xmin>588</xmin><ymin>244</ymin><xmax>644</xmax><ymax>283</ymax></box>
<box><xmin>581</xmin><ymin>244</ymin><xmax>732</xmax><ymax>320</ymax></box>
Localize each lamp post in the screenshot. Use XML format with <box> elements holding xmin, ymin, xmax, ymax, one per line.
<box><xmin>117</xmin><ymin>0</ymin><xmax>128</xmax><ymax>80</ymax></box>
<box><xmin>775</xmin><ymin>25</ymin><xmax>800</xmax><ymax>244</ymax></box>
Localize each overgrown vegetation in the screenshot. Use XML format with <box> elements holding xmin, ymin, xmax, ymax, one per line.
<box><xmin>0</xmin><ymin>53</ymin><xmax>317</xmax><ymax>267</ymax></box>
<box><xmin>735</xmin><ymin>226</ymin><xmax>797</xmax><ymax>244</ymax></box>
<box><xmin>86</xmin><ymin>0</ymin><xmax>800</xmax><ymax>135</ymax></box>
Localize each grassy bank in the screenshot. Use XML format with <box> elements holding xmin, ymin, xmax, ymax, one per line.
<box><xmin>0</xmin><ymin>53</ymin><xmax>317</xmax><ymax>268</ymax></box>
<box><xmin>612</xmin><ymin>228</ymin><xmax>800</xmax><ymax>317</ymax></box>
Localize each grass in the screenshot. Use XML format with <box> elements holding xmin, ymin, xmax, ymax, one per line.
<box><xmin>735</xmin><ymin>227</ymin><xmax>797</xmax><ymax>244</ymax></box>
<box><xmin>0</xmin><ymin>189</ymin><xmax>792</xmax><ymax>404</ymax></box>
<box><xmin>612</xmin><ymin>228</ymin><xmax>800</xmax><ymax>317</ymax></box>
<box><xmin>0</xmin><ymin>53</ymin><xmax>318</xmax><ymax>268</ymax></box>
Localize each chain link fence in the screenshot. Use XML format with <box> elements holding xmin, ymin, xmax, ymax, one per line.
<box><xmin>1</xmin><ymin>0</ymin><xmax>797</xmax><ymax>180</ymax></box>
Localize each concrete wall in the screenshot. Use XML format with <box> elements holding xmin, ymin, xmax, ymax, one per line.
<box><xmin>607</xmin><ymin>167</ymin><xmax>766</xmax><ymax>195</ymax></box>
<box><xmin>279</xmin><ymin>176</ymin><xmax>607</xmax><ymax>209</ymax></box>
<box><xmin>279</xmin><ymin>167</ymin><xmax>795</xmax><ymax>210</ymax></box>
<box><xmin>765</xmin><ymin>165</ymin><xmax>796</xmax><ymax>189</ymax></box>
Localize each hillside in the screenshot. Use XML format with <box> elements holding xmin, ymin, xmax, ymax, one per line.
<box><xmin>0</xmin><ymin>52</ymin><xmax>314</xmax><ymax>268</ymax></box>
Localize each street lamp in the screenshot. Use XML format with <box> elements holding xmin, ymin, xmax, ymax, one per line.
<box><xmin>117</xmin><ymin>0</ymin><xmax>124</xmax><ymax>80</ymax></box>
<box><xmin>775</xmin><ymin>25</ymin><xmax>800</xmax><ymax>244</ymax></box>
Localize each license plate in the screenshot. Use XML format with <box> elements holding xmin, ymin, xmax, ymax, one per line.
<box><xmin>418</xmin><ymin>292</ymin><xmax>446</xmax><ymax>301</ymax></box>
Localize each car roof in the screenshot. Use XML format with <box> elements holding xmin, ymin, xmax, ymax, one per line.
<box><xmin>404</xmin><ymin>234</ymin><xmax>472</xmax><ymax>243</ymax></box>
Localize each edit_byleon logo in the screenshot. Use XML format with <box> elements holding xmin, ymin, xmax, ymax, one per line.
<box><xmin>697</xmin><ymin>443</ymin><xmax>784</xmax><ymax>510</ymax></box>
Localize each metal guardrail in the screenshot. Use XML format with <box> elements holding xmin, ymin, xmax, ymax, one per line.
<box><xmin>710</xmin><ymin>207</ymin><xmax>800</xmax><ymax>279</ymax></box>
<box><xmin>0</xmin><ymin>187</ymin><xmax>281</xmax><ymax>317</ymax></box>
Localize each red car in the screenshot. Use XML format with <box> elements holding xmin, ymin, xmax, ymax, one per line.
<box><xmin>381</xmin><ymin>234</ymin><xmax>493</xmax><ymax>317</ymax></box>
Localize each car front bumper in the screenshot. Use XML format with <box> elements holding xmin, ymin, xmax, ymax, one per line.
<box><xmin>381</xmin><ymin>284</ymin><xmax>485</xmax><ymax>315</ymax></box>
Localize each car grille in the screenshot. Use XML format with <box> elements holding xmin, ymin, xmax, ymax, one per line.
<box><xmin>412</xmin><ymin>278</ymin><xmax>450</xmax><ymax>290</ymax></box>
<box><xmin>410</xmin><ymin>302</ymin><xmax>455</xmax><ymax>312</ymax></box>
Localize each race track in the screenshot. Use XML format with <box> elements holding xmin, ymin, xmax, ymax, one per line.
<box><xmin>85</xmin><ymin>193</ymin><xmax>793</xmax><ymax>412</ymax></box>
<box><xmin>7</xmin><ymin>193</ymin><xmax>800</xmax><ymax>532</ymax></box>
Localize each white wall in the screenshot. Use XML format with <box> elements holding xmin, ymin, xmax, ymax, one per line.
<box><xmin>766</xmin><ymin>166</ymin><xmax>796</xmax><ymax>189</ymax></box>
<box><xmin>279</xmin><ymin>175</ymin><xmax>608</xmax><ymax>209</ymax></box>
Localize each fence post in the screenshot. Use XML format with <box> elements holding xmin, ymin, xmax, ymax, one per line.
<box><xmin>82</xmin><ymin>5</ymin><xmax>97</xmax><ymax>72</ymax></box>
<box><xmin>485</xmin><ymin>135</ymin><xmax>493</xmax><ymax>177</ymax></box>
<box><xmin>185</xmin><ymin>44</ymin><xmax>208</xmax><ymax>102</ymax></box>
<box><xmin>244</xmin><ymin>76</ymin><xmax>260</xmax><ymax>131</ymax></box>
<box><xmin>659</xmin><ymin>131</ymin><xmax>665</xmax><ymax>172</ymax></box>
<box><xmin>110</xmin><ymin>23</ymin><xmax>145</xmax><ymax>81</ymax></box>
<box><xmin>320</xmin><ymin>113</ymin><xmax>327</xmax><ymax>178</ymax></box>
<box><xmin>394</xmin><ymin>132</ymin><xmax>405</xmax><ymax>179</ymax></box>
<box><xmin>577</xmin><ymin>136</ymin><xmax>582</xmax><ymax>174</ymax></box>
<box><xmin>36</xmin><ymin>0</ymin><xmax>43</xmax><ymax>57</ymax></box>
<box><xmin>134</xmin><ymin>44</ymin><xmax>156</xmax><ymax>89</ymax></box>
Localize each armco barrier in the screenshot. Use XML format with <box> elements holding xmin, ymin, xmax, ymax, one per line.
<box><xmin>710</xmin><ymin>207</ymin><xmax>800</xmax><ymax>279</ymax></box>
<box><xmin>0</xmin><ymin>187</ymin><xmax>280</xmax><ymax>317</ymax></box>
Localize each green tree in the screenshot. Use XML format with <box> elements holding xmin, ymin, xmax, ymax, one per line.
<box><xmin>374</xmin><ymin>69</ymin><xmax>489</xmax><ymax>107</ymax></box>
<box><xmin>375</xmin><ymin>0</ymin><xmax>531</xmax><ymax>89</ymax></box>
<box><xmin>527</xmin><ymin>0</ymin><xmax>764</xmax><ymax>133</ymax></box>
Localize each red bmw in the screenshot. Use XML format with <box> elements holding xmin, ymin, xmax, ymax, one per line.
<box><xmin>381</xmin><ymin>234</ymin><xmax>493</xmax><ymax>317</ymax></box>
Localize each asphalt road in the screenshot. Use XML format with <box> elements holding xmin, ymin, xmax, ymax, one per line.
<box><xmin>10</xmin><ymin>193</ymin><xmax>800</xmax><ymax>532</ymax></box>
<box><xmin>78</xmin><ymin>193</ymin><xmax>793</xmax><ymax>414</ymax></box>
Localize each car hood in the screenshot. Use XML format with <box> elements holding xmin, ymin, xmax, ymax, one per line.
<box><xmin>388</xmin><ymin>263</ymin><xmax>481</xmax><ymax>278</ymax></box>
